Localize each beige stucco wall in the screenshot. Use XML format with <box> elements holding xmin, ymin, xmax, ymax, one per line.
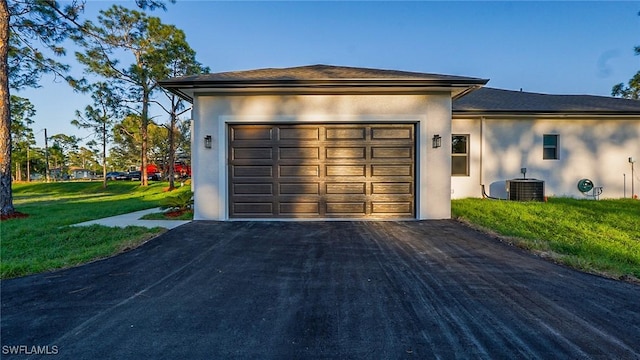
<box><xmin>452</xmin><ymin>117</ymin><xmax>640</xmax><ymax>199</ymax></box>
<box><xmin>192</xmin><ymin>93</ymin><xmax>453</xmax><ymax>220</ymax></box>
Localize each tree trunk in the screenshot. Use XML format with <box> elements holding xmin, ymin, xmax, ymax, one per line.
<box><xmin>102</xmin><ymin>121</ymin><xmax>107</xmax><ymax>188</ymax></box>
<box><xmin>167</xmin><ymin>122</ymin><xmax>176</xmax><ymax>190</ymax></box>
<box><xmin>44</xmin><ymin>128</ymin><xmax>50</xmax><ymax>182</ymax></box>
<box><xmin>26</xmin><ymin>146</ymin><xmax>30</xmax><ymax>182</ymax></box>
<box><xmin>140</xmin><ymin>88</ymin><xmax>149</xmax><ymax>186</ymax></box>
<box><xmin>167</xmin><ymin>97</ymin><xmax>177</xmax><ymax>190</ymax></box>
<box><xmin>0</xmin><ymin>0</ymin><xmax>15</xmax><ymax>216</ymax></box>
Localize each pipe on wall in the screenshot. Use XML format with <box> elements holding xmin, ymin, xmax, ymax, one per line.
<box><xmin>479</xmin><ymin>116</ymin><xmax>485</xmax><ymax>196</ymax></box>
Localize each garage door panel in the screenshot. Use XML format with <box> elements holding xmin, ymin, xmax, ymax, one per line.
<box><xmin>372</xmin><ymin>128</ymin><xmax>413</xmax><ymax>140</ymax></box>
<box><xmin>232</xmin><ymin>165</ymin><xmax>273</xmax><ymax>178</ymax></box>
<box><xmin>372</xmin><ymin>147</ymin><xmax>412</xmax><ymax>159</ymax></box>
<box><xmin>326</xmin><ymin>128</ymin><xmax>366</xmax><ymax>140</ymax></box>
<box><xmin>326</xmin><ymin>147</ymin><xmax>366</xmax><ymax>159</ymax></box>
<box><xmin>326</xmin><ymin>165</ymin><xmax>366</xmax><ymax>177</ymax></box>
<box><xmin>280</xmin><ymin>165</ymin><xmax>319</xmax><ymax>177</ymax></box>
<box><xmin>371</xmin><ymin>165</ymin><xmax>412</xmax><ymax>177</ymax></box>
<box><xmin>279</xmin><ymin>202</ymin><xmax>320</xmax><ymax>215</ymax></box>
<box><xmin>280</xmin><ymin>183</ymin><xmax>320</xmax><ymax>195</ymax></box>
<box><xmin>233</xmin><ymin>202</ymin><xmax>273</xmax><ymax>215</ymax></box>
<box><xmin>279</xmin><ymin>147</ymin><xmax>320</xmax><ymax>159</ymax></box>
<box><xmin>372</xmin><ymin>202</ymin><xmax>413</xmax><ymax>214</ymax></box>
<box><xmin>279</xmin><ymin>128</ymin><xmax>320</xmax><ymax>140</ymax></box>
<box><xmin>233</xmin><ymin>183</ymin><xmax>273</xmax><ymax>195</ymax></box>
<box><xmin>229</xmin><ymin>124</ymin><xmax>414</xmax><ymax>219</ymax></box>
<box><xmin>326</xmin><ymin>202</ymin><xmax>367</xmax><ymax>215</ymax></box>
<box><xmin>326</xmin><ymin>182</ymin><xmax>366</xmax><ymax>194</ymax></box>
<box><xmin>372</xmin><ymin>182</ymin><xmax>413</xmax><ymax>194</ymax></box>
<box><xmin>233</xmin><ymin>148</ymin><xmax>273</xmax><ymax>160</ymax></box>
<box><xmin>231</xmin><ymin>127</ymin><xmax>273</xmax><ymax>141</ymax></box>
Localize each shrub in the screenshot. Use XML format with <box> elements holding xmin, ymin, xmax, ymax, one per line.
<box><xmin>160</xmin><ymin>190</ymin><xmax>194</xmax><ymax>212</ymax></box>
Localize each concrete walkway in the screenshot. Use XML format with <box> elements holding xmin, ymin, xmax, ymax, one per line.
<box><xmin>73</xmin><ymin>208</ymin><xmax>191</xmax><ymax>229</ymax></box>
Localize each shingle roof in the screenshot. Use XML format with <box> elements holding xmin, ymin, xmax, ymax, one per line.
<box><xmin>159</xmin><ymin>64</ymin><xmax>488</xmax><ymax>101</ymax></box>
<box><xmin>162</xmin><ymin>65</ymin><xmax>640</xmax><ymax>114</ymax></box>
<box><xmin>453</xmin><ymin>87</ymin><xmax>640</xmax><ymax>114</ymax></box>
<box><xmin>164</xmin><ymin>64</ymin><xmax>487</xmax><ymax>83</ymax></box>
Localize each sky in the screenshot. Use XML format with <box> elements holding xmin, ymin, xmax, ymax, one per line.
<box><xmin>15</xmin><ymin>1</ymin><xmax>640</xmax><ymax>148</ymax></box>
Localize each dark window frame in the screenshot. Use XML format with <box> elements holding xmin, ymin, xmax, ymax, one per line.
<box><xmin>451</xmin><ymin>134</ymin><xmax>470</xmax><ymax>176</ymax></box>
<box><xmin>543</xmin><ymin>134</ymin><xmax>559</xmax><ymax>160</ymax></box>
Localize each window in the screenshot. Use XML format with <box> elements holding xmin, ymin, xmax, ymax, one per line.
<box><xmin>452</xmin><ymin>135</ymin><xmax>469</xmax><ymax>176</ymax></box>
<box><xmin>543</xmin><ymin>134</ymin><xmax>559</xmax><ymax>160</ymax></box>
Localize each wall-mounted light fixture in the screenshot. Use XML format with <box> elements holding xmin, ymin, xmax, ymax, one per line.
<box><xmin>204</xmin><ymin>135</ymin><xmax>212</xmax><ymax>149</ymax></box>
<box><xmin>432</xmin><ymin>134</ymin><xmax>442</xmax><ymax>148</ymax></box>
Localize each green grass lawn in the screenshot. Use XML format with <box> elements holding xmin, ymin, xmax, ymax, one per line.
<box><xmin>0</xmin><ymin>181</ymin><xmax>189</xmax><ymax>279</ymax></box>
<box><xmin>452</xmin><ymin>197</ymin><xmax>640</xmax><ymax>281</ymax></box>
<box><xmin>3</xmin><ymin>183</ymin><xmax>639</xmax><ymax>282</ymax></box>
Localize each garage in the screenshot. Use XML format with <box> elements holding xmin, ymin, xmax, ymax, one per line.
<box><xmin>160</xmin><ymin>64</ymin><xmax>488</xmax><ymax>220</ymax></box>
<box><xmin>229</xmin><ymin>123</ymin><xmax>415</xmax><ymax>218</ymax></box>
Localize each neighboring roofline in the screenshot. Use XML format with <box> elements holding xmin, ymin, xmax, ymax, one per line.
<box><xmin>452</xmin><ymin>87</ymin><xmax>640</xmax><ymax>115</ymax></box>
<box><xmin>451</xmin><ymin>85</ymin><xmax>484</xmax><ymax>100</ymax></box>
<box><xmin>453</xmin><ymin>111</ymin><xmax>640</xmax><ymax>118</ymax></box>
<box><xmin>159</xmin><ymin>79</ymin><xmax>489</xmax><ymax>103</ymax></box>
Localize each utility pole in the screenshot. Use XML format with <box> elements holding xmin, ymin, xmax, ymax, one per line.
<box><xmin>26</xmin><ymin>145</ymin><xmax>30</xmax><ymax>182</ymax></box>
<box><xmin>44</xmin><ymin>128</ymin><xmax>50</xmax><ymax>182</ymax></box>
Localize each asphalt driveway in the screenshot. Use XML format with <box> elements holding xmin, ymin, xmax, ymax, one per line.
<box><xmin>2</xmin><ymin>220</ymin><xmax>639</xmax><ymax>359</ymax></box>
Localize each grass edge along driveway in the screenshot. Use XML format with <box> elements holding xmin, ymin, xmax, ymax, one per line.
<box><xmin>452</xmin><ymin>197</ymin><xmax>640</xmax><ymax>283</ymax></box>
<box><xmin>1</xmin><ymin>182</ymin><xmax>638</xmax><ymax>283</ymax></box>
<box><xmin>1</xmin><ymin>182</ymin><xmax>191</xmax><ymax>279</ymax></box>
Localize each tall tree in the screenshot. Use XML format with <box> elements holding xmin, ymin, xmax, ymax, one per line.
<box><xmin>1</xmin><ymin>0</ymin><xmax>9</xmax><ymax>210</ymax></box>
<box><xmin>113</xmin><ymin>113</ymin><xmax>166</xmax><ymax>173</ymax></box>
<box><xmin>69</xmin><ymin>145</ymin><xmax>99</xmax><ymax>172</ymax></box>
<box><xmin>49</xmin><ymin>133</ymin><xmax>79</xmax><ymax>179</ymax></box>
<box><xmin>75</xmin><ymin>5</ymin><xmax>191</xmax><ymax>186</ymax></box>
<box><xmin>1</xmin><ymin>0</ymin><xmax>171</xmax><ymax>216</ymax></box>
<box><xmin>611</xmin><ymin>68</ymin><xmax>640</xmax><ymax>100</ymax></box>
<box><xmin>156</xmin><ymin>45</ymin><xmax>208</xmax><ymax>189</ymax></box>
<box><xmin>72</xmin><ymin>82</ymin><xmax>121</xmax><ymax>188</ymax></box>
<box><xmin>3</xmin><ymin>0</ymin><xmax>82</xmax><ymax>214</ymax></box>
<box><xmin>10</xmin><ymin>95</ymin><xmax>35</xmax><ymax>181</ymax></box>
<box><xmin>611</xmin><ymin>13</ymin><xmax>640</xmax><ymax>100</ymax></box>
<box><xmin>113</xmin><ymin>114</ymin><xmax>143</xmax><ymax>169</ymax></box>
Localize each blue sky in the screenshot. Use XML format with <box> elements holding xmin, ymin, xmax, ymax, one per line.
<box><xmin>16</xmin><ymin>1</ymin><xmax>640</xmax><ymax>147</ymax></box>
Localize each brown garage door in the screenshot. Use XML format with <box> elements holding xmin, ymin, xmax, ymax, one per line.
<box><xmin>228</xmin><ymin>123</ymin><xmax>415</xmax><ymax>218</ymax></box>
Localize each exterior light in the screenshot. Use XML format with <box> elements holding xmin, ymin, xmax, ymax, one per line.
<box><xmin>432</xmin><ymin>134</ymin><xmax>442</xmax><ymax>148</ymax></box>
<box><xmin>204</xmin><ymin>135</ymin><xmax>212</xmax><ymax>149</ymax></box>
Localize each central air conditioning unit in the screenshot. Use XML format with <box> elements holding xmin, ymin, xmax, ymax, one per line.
<box><xmin>507</xmin><ymin>179</ymin><xmax>545</xmax><ymax>201</ymax></box>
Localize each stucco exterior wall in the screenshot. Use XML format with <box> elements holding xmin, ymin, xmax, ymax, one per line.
<box><xmin>452</xmin><ymin>117</ymin><xmax>640</xmax><ymax>199</ymax></box>
<box><xmin>192</xmin><ymin>93</ymin><xmax>452</xmax><ymax>220</ymax></box>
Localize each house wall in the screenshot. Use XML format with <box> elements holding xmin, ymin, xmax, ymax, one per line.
<box><xmin>192</xmin><ymin>93</ymin><xmax>453</xmax><ymax>220</ymax></box>
<box><xmin>452</xmin><ymin>117</ymin><xmax>640</xmax><ymax>199</ymax></box>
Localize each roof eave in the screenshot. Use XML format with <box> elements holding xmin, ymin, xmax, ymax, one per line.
<box><xmin>163</xmin><ymin>87</ymin><xmax>193</xmax><ymax>102</ymax></box>
<box><xmin>159</xmin><ymin>78</ymin><xmax>489</xmax><ymax>102</ymax></box>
